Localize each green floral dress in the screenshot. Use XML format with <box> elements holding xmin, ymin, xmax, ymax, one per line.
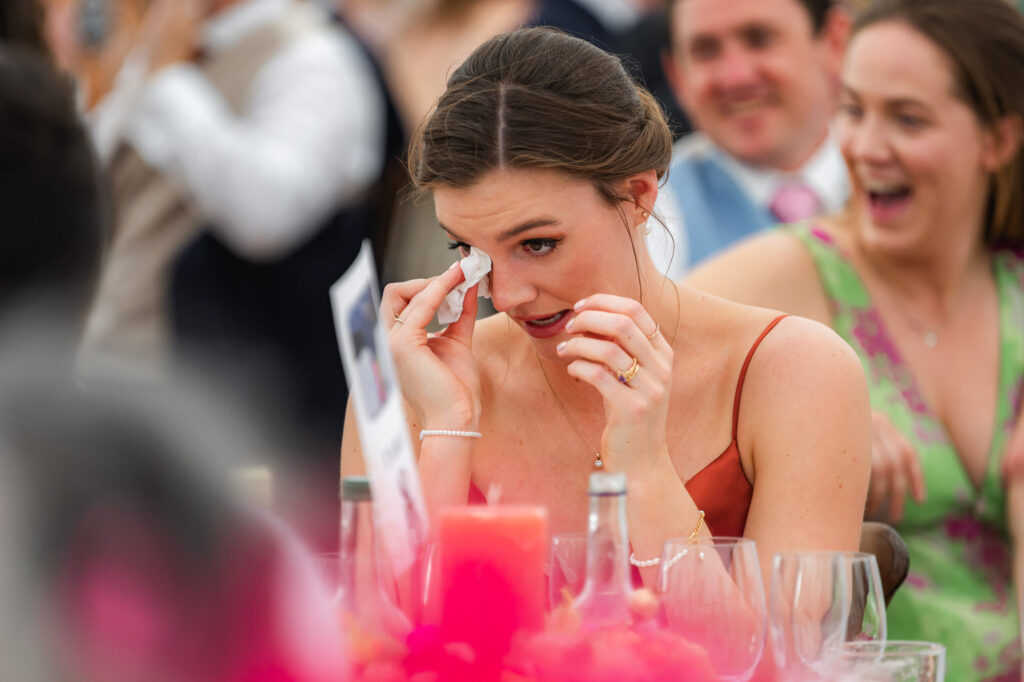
<box><xmin>785</xmin><ymin>223</ymin><xmax>1024</xmax><ymax>681</ymax></box>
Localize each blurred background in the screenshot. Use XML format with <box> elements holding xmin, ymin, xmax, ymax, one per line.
<box><xmin>2</xmin><ymin>0</ymin><xmax>1023</xmax><ymax>679</ymax></box>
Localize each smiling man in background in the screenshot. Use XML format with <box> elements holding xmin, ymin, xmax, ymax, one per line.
<box><xmin>657</xmin><ymin>0</ymin><xmax>850</xmax><ymax>273</ymax></box>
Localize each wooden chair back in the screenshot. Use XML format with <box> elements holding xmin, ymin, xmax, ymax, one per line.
<box><xmin>859</xmin><ymin>521</ymin><xmax>910</xmax><ymax>606</ymax></box>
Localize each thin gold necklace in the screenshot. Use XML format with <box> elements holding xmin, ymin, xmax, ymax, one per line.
<box><xmin>537</xmin><ymin>354</ymin><xmax>605</xmax><ymax>468</ymax></box>
<box><xmin>873</xmin><ymin>281</ymin><xmax>946</xmax><ymax>349</ymax></box>
<box><xmin>901</xmin><ymin>314</ymin><xmax>941</xmax><ymax>349</ymax></box>
<box><xmin>535</xmin><ymin>282</ymin><xmax>681</xmax><ymax>470</ymax></box>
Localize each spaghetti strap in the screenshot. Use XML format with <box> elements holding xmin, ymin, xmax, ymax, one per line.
<box><xmin>731</xmin><ymin>315</ymin><xmax>788</xmax><ymax>441</ymax></box>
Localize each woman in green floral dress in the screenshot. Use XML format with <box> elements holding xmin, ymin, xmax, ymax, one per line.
<box><xmin>685</xmin><ymin>0</ymin><xmax>1024</xmax><ymax>678</ymax></box>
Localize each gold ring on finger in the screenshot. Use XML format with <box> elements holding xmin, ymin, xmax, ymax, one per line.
<box><xmin>645</xmin><ymin>323</ymin><xmax>660</xmax><ymax>341</ymax></box>
<box><xmin>616</xmin><ymin>356</ymin><xmax>640</xmax><ymax>384</ymax></box>
<box><xmin>393</xmin><ymin>313</ymin><xmax>405</xmax><ymax>324</ymax></box>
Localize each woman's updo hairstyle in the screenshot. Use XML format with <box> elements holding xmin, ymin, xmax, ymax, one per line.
<box><xmin>409</xmin><ymin>27</ymin><xmax>673</xmax><ymax>211</ymax></box>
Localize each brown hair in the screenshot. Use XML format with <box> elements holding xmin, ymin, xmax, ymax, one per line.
<box><xmin>853</xmin><ymin>0</ymin><xmax>1024</xmax><ymax>249</ymax></box>
<box><xmin>425</xmin><ymin>0</ymin><xmax>478</xmax><ymax>25</ymax></box>
<box><xmin>666</xmin><ymin>0</ymin><xmax>840</xmax><ymax>51</ymax></box>
<box><xmin>0</xmin><ymin>0</ymin><xmax>49</xmax><ymax>59</ymax></box>
<box><xmin>408</xmin><ymin>27</ymin><xmax>673</xmax><ymax>212</ymax></box>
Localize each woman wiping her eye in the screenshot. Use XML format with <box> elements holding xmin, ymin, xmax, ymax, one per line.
<box><xmin>341</xmin><ymin>27</ymin><xmax>872</xmax><ymax>599</ymax></box>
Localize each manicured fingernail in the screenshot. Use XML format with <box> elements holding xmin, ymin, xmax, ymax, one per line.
<box><xmin>556</xmin><ymin>341</ymin><xmax>567</xmax><ymax>353</ymax></box>
<box><xmin>565</xmin><ymin>318</ymin><xmax>575</xmax><ymax>332</ymax></box>
<box><xmin>573</xmin><ymin>298</ymin><xmax>586</xmax><ymax>311</ymax></box>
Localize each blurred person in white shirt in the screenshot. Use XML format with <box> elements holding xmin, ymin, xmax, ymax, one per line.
<box><xmin>78</xmin><ymin>0</ymin><xmax>393</xmax><ymax>551</ymax></box>
<box><xmin>80</xmin><ymin>0</ymin><xmax>385</xmax><ymax>376</ymax></box>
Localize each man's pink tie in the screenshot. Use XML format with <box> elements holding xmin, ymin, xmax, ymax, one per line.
<box><xmin>769</xmin><ymin>183</ymin><xmax>822</xmax><ymax>223</ymax></box>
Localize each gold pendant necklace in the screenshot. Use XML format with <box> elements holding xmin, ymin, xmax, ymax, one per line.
<box><xmin>878</xmin><ymin>294</ymin><xmax>943</xmax><ymax>349</ymax></box>
<box><xmin>536</xmin><ymin>353</ymin><xmax>606</xmax><ymax>468</ymax></box>
<box><xmin>534</xmin><ymin>282</ymin><xmax>681</xmax><ymax>470</ymax></box>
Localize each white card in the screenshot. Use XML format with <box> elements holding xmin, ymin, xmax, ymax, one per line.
<box><xmin>330</xmin><ymin>242</ymin><xmax>427</xmax><ymax>576</ymax></box>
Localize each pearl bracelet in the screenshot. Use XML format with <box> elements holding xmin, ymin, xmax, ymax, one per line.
<box><xmin>629</xmin><ymin>552</ymin><xmax>661</xmax><ymax>568</ymax></box>
<box><xmin>628</xmin><ymin>510</ymin><xmax>706</xmax><ymax>569</ymax></box>
<box><xmin>419</xmin><ymin>429</ymin><xmax>482</xmax><ymax>441</ymax></box>
<box><xmin>630</xmin><ymin>547</ymin><xmax>705</xmax><ymax>569</ymax></box>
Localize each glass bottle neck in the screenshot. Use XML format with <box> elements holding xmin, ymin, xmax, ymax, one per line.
<box><xmin>337</xmin><ymin>497</ymin><xmax>412</xmax><ymax>637</ymax></box>
<box><xmin>575</xmin><ymin>490</ymin><xmax>633</xmax><ymax>620</ymax></box>
<box><xmin>338</xmin><ymin>498</ymin><xmax>372</xmax><ymax>597</ymax></box>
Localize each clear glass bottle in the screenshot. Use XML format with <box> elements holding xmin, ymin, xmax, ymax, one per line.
<box><xmin>337</xmin><ymin>476</ymin><xmax>411</xmax><ymax>642</ymax></box>
<box><xmin>572</xmin><ymin>471</ymin><xmax>634</xmax><ymax>625</ymax></box>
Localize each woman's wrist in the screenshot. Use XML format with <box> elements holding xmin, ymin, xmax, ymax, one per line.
<box><xmin>614</xmin><ymin>444</ymin><xmax>674</xmax><ymax>485</ymax></box>
<box><xmin>418</xmin><ymin>409</ymin><xmax>480</xmax><ymax>457</ymax></box>
<box><xmin>422</xmin><ymin>407</ymin><xmax>479</xmax><ymax>433</ymax></box>
<box><xmin>626</xmin><ymin>455</ymin><xmax>695</xmax><ymax>522</ymax></box>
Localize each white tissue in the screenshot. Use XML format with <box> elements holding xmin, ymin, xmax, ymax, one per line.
<box><xmin>438</xmin><ymin>247</ymin><xmax>492</xmax><ymax>324</ymax></box>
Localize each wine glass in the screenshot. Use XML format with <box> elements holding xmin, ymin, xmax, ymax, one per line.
<box><xmin>841</xmin><ymin>552</ymin><xmax>886</xmax><ymax>643</ymax></box>
<box><xmin>839</xmin><ymin>641</ymin><xmax>946</xmax><ymax>682</ymax></box>
<box><xmin>658</xmin><ymin>536</ymin><xmax>767</xmax><ymax>681</ymax></box>
<box><xmin>768</xmin><ymin>551</ymin><xmax>849</xmax><ymax>680</ymax></box>
<box><xmin>548</xmin><ymin>532</ymin><xmax>588</xmax><ymax>610</ymax></box>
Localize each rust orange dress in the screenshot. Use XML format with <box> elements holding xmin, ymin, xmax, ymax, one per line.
<box><xmin>468</xmin><ymin>315</ymin><xmax>787</xmax><ymax>538</ymax></box>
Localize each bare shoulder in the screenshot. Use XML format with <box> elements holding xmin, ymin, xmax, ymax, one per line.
<box><xmin>685</xmin><ymin>294</ymin><xmax>870</xmax><ymax>457</ymax></box>
<box><xmin>677</xmin><ymin>286</ymin><xmax>791</xmax><ymax>360</ymax></box>
<box><xmin>741</xmin><ymin>314</ymin><xmax>871</xmax><ymax>467</ymax></box>
<box><xmin>748</xmin><ymin>314</ymin><xmax>863</xmax><ymax>385</ymax></box>
<box><xmin>683</xmin><ymin>228</ymin><xmax>830</xmax><ymax>325</ymax></box>
<box><xmin>737</xmin><ymin>314</ymin><xmax>872</xmax><ymax>549</ymax></box>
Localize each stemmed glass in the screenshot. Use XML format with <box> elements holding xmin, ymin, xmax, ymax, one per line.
<box><xmin>548</xmin><ymin>532</ymin><xmax>588</xmax><ymax>610</ymax></box>
<box><xmin>838</xmin><ymin>641</ymin><xmax>946</xmax><ymax>682</ymax></box>
<box><xmin>768</xmin><ymin>551</ymin><xmax>888</xmax><ymax>680</ymax></box>
<box><xmin>658</xmin><ymin>536</ymin><xmax>767</xmax><ymax>681</ymax></box>
<box><xmin>841</xmin><ymin>552</ymin><xmax>886</xmax><ymax>643</ymax></box>
<box><xmin>768</xmin><ymin>551</ymin><xmax>849</xmax><ymax>680</ymax></box>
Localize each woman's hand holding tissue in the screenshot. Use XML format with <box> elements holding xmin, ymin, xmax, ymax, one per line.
<box><xmin>383</xmin><ymin>261</ymin><xmax>482</xmax><ymax>433</ymax></box>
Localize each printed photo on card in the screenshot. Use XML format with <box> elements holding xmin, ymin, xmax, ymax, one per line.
<box><xmin>347</xmin><ymin>286</ymin><xmax>392</xmax><ymax>419</ymax></box>
<box><xmin>330</xmin><ymin>242</ymin><xmax>427</xmax><ymax>575</ymax></box>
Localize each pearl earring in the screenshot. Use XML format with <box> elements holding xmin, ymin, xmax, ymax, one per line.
<box><xmin>638</xmin><ymin>209</ymin><xmax>651</xmax><ymax>233</ymax></box>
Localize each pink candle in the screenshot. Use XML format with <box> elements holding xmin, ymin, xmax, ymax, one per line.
<box><xmin>438</xmin><ymin>505</ymin><xmax>547</xmax><ymax>679</ymax></box>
